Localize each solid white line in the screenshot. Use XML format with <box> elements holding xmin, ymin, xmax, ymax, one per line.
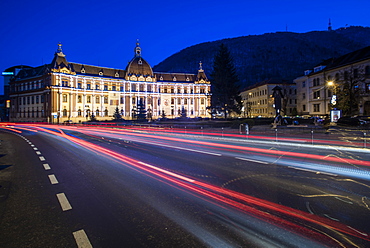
<box><xmin>235</xmin><ymin>157</ymin><xmax>269</xmax><ymax>164</ymax></box>
<box><xmin>56</xmin><ymin>193</ymin><xmax>72</xmax><ymax>211</ymax></box>
<box><xmin>43</xmin><ymin>163</ymin><xmax>51</xmax><ymax>170</ymax></box>
<box><xmin>39</xmin><ymin>156</ymin><xmax>45</xmax><ymax>161</ymax></box>
<box><xmin>73</xmin><ymin>229</ymin><xmax>93</xmax><ymax>248</ymax></box>
<box><xmin>36</xmin><ymin>151</ymin><xmax>41</xmax><ymax>155</ymax></box>
<box><xmin>48</xmin><ymin>174</ymin><xmax>59</xmax><ymax>184</ymax></box>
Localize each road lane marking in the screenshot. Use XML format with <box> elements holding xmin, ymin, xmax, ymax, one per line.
<box><xmin>30</xmin><ymin>144</ymin><xmax>35</xmax><ymax>147</ymax></box>
<box><xmin>39</xmin><ymin>156</ymin><xmax>45</xmax><ymax>161</ymax></box>
<box><xmin>43</xmin><ymin>163</ymin><xmax>51</xmax><ymax>170</ymax></box>
<box><xmin>36</xmin><ymin>151</ymin><xmax>41</xmax><ymax>155</ymax></box>
<box><xmin>235</xmin><ymin>157</ymin><xmax>269</xmax><ymax>164</ymax></box>
<box><xmin>73</xmin><ymin>229</ymin><xmax>93</xmax><ymax>248</ymax></box>
<box><xmin>48</xmin><ymin>174</ymin><xmax>59</xmax><ymax>184</ymax></box>
<box><xmin>56</xmin><ymin>193</ymin><xmax>72</xmax><ymax>211</ymax></box>
<box><xmin>33</xmin><ymin>147</ymin><xmax>38</xmax><ymax>150</ymax></box>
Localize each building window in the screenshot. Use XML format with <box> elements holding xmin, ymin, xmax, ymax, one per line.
<box><xmin>303</xmin><ymin>105</ymin><xmax>306</xmax><ymax>111</ymax></box>
<box><xmin>62</xmin><ymin>80</ymin><xmax>68</xmax><ymax>87</ymax></box>
<box><xmin>87</xmin><ymin>96</ymin><xmax>91</xmax><ymax>103</ymax></box>
<box><xmin>78</xmin><ymin>83</ymin><xmax>82</xmax><ymax>89</ymax></box>
<box><xmin>36</xmin><ymin>96</ymin><xmax>39</xmax><ymax>104</ymax></box>
<box><xmin>78</xmin><ymin>109</ymin><xmax>82</xmax><ymax>116</ymax></box>
<box><xmin>63</xmin><ymin>109</ymin><xmax>67</xmax><ymax>117</ymax></box>
<box><xmin>354</xmin><ymin>68</ymin><xmax>359</xmax><ymax>78</ymax></box>
<box><xmin>62</xmin><ymin>94</ymin><xmax>68</xmax><ymax>102</ymax></box>
<box><xmin>313</xmin><ymin>90</ymin><xmax>320</xmax><ymax>99</ymax></box>
<box><xmin>131</xmin><ymin>84</ymin><xmax>136</xmax><ymax>92</ymax></box>
<box><xmin>87</xmin><ymin>84</ymin><xmax>91</xmax><ymax>90</ymax></box>
<box><xmin>112</xmin><ymin>85</ymin><xmax>116</xmax><ymax>91</ymax></box>
<box><xmin>96</xmin><ymin>84</ymin><xmax>100</xmax><ymax>90</ymax></box>
<box><xmin>104</xmin><ymin>96</ymin><xmax>108</xmax><ymax>104</ymax></box>
<box><xmin>201</xmin><ymin>98</ymin><xmax>205</xmax><ymax>104</ymax></box>
<box><xmin>96</xmin><ymin>96</ymin><xmax>100</xmax><ymax>104</ymax></box>
<box><xmin>313</xmin><ymin>104</ymin><xmax>320</xmax><ymax>112</ymax></box>
<box><xmin>104</xmin><ymin>85</ymin><xmax>108</xmax><ymax>91</ymax></box>
<box><xmin>96</xmin><ymin>109</ymin><xmax>100</xmax><ymax>116</ymax></box>
<box><xmin>313</xmin><ymin>78</ymin><xmax>320</xmax><ymax>86</ymax></box>
<box><xmin>178</xmin><ymin>98</ymin><xmax>181</xmax><ymax>104</ymax></box>
<box><xmin>365</xmin><ymin>66</ymin><xmax>370</xmax><ymax>75</ymax></box>
<box><xmin>366</xmin><ymin>83</ymin><xmax>370</xmax><ymax>93</ymax></box>
<box><xmin>78</xmin><ymin>95</ymin><xmax>82</xmax><ymax>103</ymax></box>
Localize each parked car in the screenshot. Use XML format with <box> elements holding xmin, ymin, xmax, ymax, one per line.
<box><xmin>337</xmin><ymin>117</ymin><xmax>364</xmax><ymax>126</ymax></box>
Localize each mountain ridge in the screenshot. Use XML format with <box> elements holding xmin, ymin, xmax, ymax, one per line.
<box><xmin>153</xmin><ymin>26</ymin><xmax>370</xmax><ymax>89</ymax></box>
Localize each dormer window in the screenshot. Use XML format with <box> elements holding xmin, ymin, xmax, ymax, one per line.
<box><xmin>99</xmin><ymin>71</ymin><xmax>103</xmax><ymax>76</ymax></box>
<box><xmin>138</xmin><ymin>59</ymin><xmax>143</xmax><ymax>65</ymax></box>
<box><xmin>173</xmin><ymin>76</ymin><xmax>177</xmax><ymax>81</ymax></box>
<box><xmin>186</xmin><ymin>77</ymin><xmax>190</xmax><ymax>81</ymax></box>
<box><xmin>115</xmin><ymin>72</ymin><xmax>119</xmax><ymax>77</ymax></box>
<box><xmin>160</xmin><ymin>76</ymin><xmax>163</xmax><ymax>81</ymax></box>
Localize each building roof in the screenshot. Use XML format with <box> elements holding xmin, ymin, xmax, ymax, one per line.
<box><xmin>304</xmin><ymin>45</ymin><xmax>370</xmax><ymax>76</ymax></box>
<box><xmin>241</xmin><ymin>78</ymin><xmax>293</xmax><ymax>92</ymax></box>
<box><xmin>325</xmin><ymin>45</ymin><xmax>370</xmax><ymax>70</ymax></box>
<box><xmin>11</xmin><ymin>42</ymin><xmax>208</xmax><ymax>84</ymax></box>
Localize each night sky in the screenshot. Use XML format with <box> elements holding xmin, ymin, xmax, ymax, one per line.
<box><xmin>1</xmin><ymin>0</ymin><xmax>370</xmax><ymax>94</ymax></box>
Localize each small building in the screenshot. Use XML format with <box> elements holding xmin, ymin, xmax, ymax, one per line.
<box><xmin>240</xmin><ymin>78</ymin><xmax>296</xmax><ymax>118</ymax></box>
<box><xmin>7</xmin><ymin>42</ymin><xmax>211</xmax><ymax>123</ymax></box>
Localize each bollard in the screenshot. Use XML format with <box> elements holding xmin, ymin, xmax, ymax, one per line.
<box><xmin>311</xmin><ymin>130</ymin><xmax>314</xmax><ymax>145</ymax></box>
<box><xmin>364</xmin><ymin>132</ymin><xmax>367</xmax><ymax>148</ymax></box>
<box><xmin>275</xmin><ymin>128</ymin><xmax>278</xmax><ymax>142</ymax></box>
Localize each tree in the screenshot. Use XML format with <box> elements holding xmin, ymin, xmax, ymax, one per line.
<box><xmin>113</xmin><ymin>107</ymin><xmax>122</xmax><ymax>120</ymax></box>
<box><xmin>332</xmin><ymin>66</ymin><xmax>366</xmax><ymax>116</ymax></box>
<box><xmin>210</xmin><ymin>43</ymin><xmax>241</xmax><ymax>118</ymax></box>
<box><xmin>136</xmin><ymin>99</ymin><xmax>147</xmax><ymax>121</ymax></box>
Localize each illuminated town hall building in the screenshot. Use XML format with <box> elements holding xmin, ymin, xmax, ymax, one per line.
<box><xmin>9</xmin><ymin>42</ymin><xmax>211</xmax><ymax>123</ymax></box>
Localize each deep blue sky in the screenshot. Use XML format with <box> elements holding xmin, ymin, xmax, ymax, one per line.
<box><xmin>1</xmin><ymin>0</ymin><xmax>370</xmax><ymax>94</ymax></box>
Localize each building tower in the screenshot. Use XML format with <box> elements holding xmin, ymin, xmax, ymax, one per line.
<box><xmin>328</xmin><ymin>18</ymin><xmax>333</xmax><ymax>31</ymax></box>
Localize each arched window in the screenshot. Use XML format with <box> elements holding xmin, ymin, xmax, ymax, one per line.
<box><xmin>365</xmin><ymin>66</ymin><xmax>370</xmax><ymax>75</ymax></box>
<box><xmin>104</xmin><ymin>108</ymin><xmax>109</xmax><ymax>116</ymax></box>
<box><xmin>78</xmin><ymin>109</ymin><xmax>82</xmax><ymax>116</ymax></box>
<box><xmin>63</xmin><ymin>109</ymin><xmax>67</xmax><ymax>117</ymax></box>
<box><xmin>96</xmin><ymin>109</ymin><xmax>100</xmax><ymax>116</ymax></box>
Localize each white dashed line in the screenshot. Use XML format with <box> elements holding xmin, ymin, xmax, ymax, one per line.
<box><xmin>33</xmin><ymin>147</ymin><xmax>38</xmax><ymax>150</ymax></box>
<box><xmin>43</xmin><ymin>163</ymin><xmax>51</xmax><ymax>170</ymax></box>
<box><xmin>30</xmin><ymin>144</ymin><xmax>35</xmax><ymax>147</ymax></box>
<box><xmin>235</xmin><ymin>157</ymin><xmax>269</xmax><ymax>164</ymax></box>
<box><xmin>73</xmin><ymin>229</ymin><xmax>93</xmax><ymax>248</ymax></box>
<box><xmin>48</xmin><ymin>174</ymin><xmax>59</xmax><ymax>184</ymax></box>
<box><xmin>39</xmin><ymin>156</ymin><xmax>45</xmax><ymax>161</ymax></box>
<box><xmin>56</xmin><ymin>193</ymin><xmax>72</xmax><ymax>211</ymax></box>
<box><xmin>36</xmin><ymin>151</ymin><xmax>41</xmax><ymax>155</ymax></box>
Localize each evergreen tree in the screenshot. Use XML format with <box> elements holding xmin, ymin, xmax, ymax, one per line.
<box><xmin>210</xmin><ymin>43</ymin><xmax>241</xmax><ymax>118</ymax></box>
<box><xmin>113</xmin><ymin>107</ymin><xmax>122</xmax><ymax>120</ymax></box>
<box><xmin>136</xmin><ymin>99</ymin><xmax>147</xmax><ymax>121</ymax></box>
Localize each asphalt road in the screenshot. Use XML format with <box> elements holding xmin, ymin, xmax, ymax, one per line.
<box><xmin>1</xmin><ymin>124</ymin><xmax>370</xmax><ymax>247</ymax></box>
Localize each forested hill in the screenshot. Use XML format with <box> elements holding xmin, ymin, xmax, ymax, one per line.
<box><xmin>153</xmin><ymin>26</ymin><xmax>370</xmax><ymax>89</ymax></box>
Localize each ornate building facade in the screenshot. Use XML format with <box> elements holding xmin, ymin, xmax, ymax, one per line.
<box><xmin>8</xmin><ymin>42</ymin><xmax>211</xmax><ymax>123</ymax></box>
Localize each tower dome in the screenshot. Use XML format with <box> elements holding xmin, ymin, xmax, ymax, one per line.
<box><xmin>125</xmin><ymin>40</ymin><xmax>154</xmax><ymax>81</ymax></box>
